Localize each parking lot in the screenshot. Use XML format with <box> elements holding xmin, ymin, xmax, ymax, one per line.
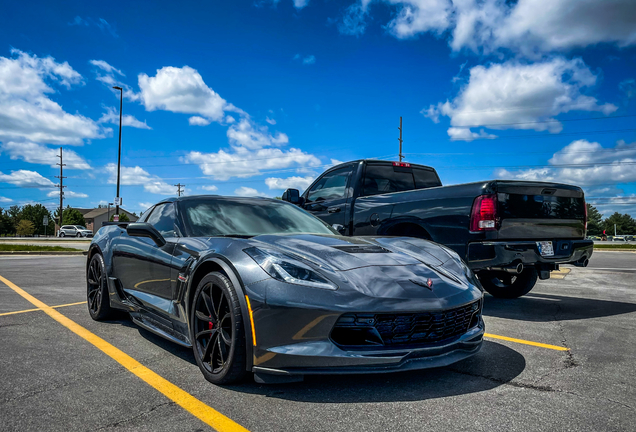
<box><xmin>1</xmin><ymin>251</ymin><xmax>635</xmax><ymax>432</ymax></box>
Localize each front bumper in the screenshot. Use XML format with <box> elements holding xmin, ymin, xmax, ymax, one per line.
<box><xmin>466</xmin><ymin>239</ymin><xmax>593</xmax><ymax>270</ymax></box>
<box><xmin>252</xmin><ymin>320</ymin><xmax>484</xmax><ymax>376</ymax></box>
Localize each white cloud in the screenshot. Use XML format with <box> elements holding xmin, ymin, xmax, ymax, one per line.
<box><xmin>227</xmin><ymin>118</ymin><xmax>288</xmax><ymax>150</ymax></box>
<box><xmin>104</xmin><ymin>163</ymin><xmax>175</xmax><ymax>195</ymax></box>
<box><xmin>0</xmin><ymin>196</ymin><xmax>13</xmax><ymax>202</ymax></box>
<box><xmin>234</xmin><ymin>187</ymin><xmax>268</xmax><ymax>197</ymax></box>
<box><xmin>620</xmin><ymin>79</ymin><xmax>635</xmax><ymax>99</ymax></box>
<box><xmin>341</xmin><ymin>0</ymin><xmax>636</xmax><ymax>55</ymax></box>
<box><xmin>0</xmin><ymin>49</ymin><xmax>102</xmax><ymax>145</ymax></box>
<box><xmin>0</xmin><ymin>169</ymin><xmax>56</xmax><ymax>188</ymax></box>
<box><xmin>446</xmin><ymin>127</ymin><xmax>496</xmax><ymax>141</ymax></box>
<box><xmin>265</xmin><ymin>116</ymin><xmax>276</xmax><ymax>125</ymax></box>
<box><xmin>293</xmin><ymin>0</ymin><xmax>309</xmax><ymax>9</ymax></box>
<box><xmin>138</xmin><ymin>66</ymin><xmax>242</xmax><ymax>124</ymax></box>
<box><xmin>265</xmin><ymin>176</ymin><xmax>315</xmax><ymax>191</ymax></box>
<box><xmin>70</xmin><ymin>17</ymin><xmax>118</xmax><ymax>37</ymax></box>
<box><xmin>185</xmin><ymin>147</ymin><xmax>321</xmax><ymax>181</ymax></box>
<box><xmin>294</xmin><ymin>54</ymin><xmax>316</xmax><ymax>65</ymax></box>
<box><xmin>47</xmin><ymin>189</ymin><xmax>88</xmax><ymax>198</ymax></box>
<box><xmin>338</xmin><ymin>2</ymin><xmax>371</xmax><ymax>36</ymax></box>
<box><xmin>201</xmin><ymin>185</ymin><xmax>218</xmax><ymax>191</ymax></box>
<box><xmin>89</xmin><ymin>60</ymin><xmax>123</xmax><ymax>76</ymax></box>
<box><xmin>0</xmin><ymin>141</ymin><xmax>91</xmax><ymax>169</ymax></box>
<box><xmin>495</xmin><ymin>139</ymin><xmax>636</xmax><ymax>187</ymax></box>
<box><xmin>423</xmin><ymin>58</ymin><xmax>617</xmax><ymax>138</ymax></box>
<box><xmin>188</xmin><ymin>116</ymin><xmax>211</xmax><ymax>126</ymax></box>
<box><xmin>98</xmin><ymin>106</ymin><xmax>151</xmax><ymax>129</ymax></box>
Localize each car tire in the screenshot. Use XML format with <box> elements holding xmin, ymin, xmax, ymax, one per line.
<box><xmin>190</xmin><ymin>272</ymin><xmax>247</xmax><ymax>385</ymax></box>
<box><xmin>86</xmin><ymin>253</ymin><xmax>113</xmax><ymax>320</ymax></box>
<box><xmin>478</xmin><ymin>267</ymin><xmax>538</xmax><ymax>299</ymax></box>
<box><xmin>76</xmin><ymin>233</ymin><xmax>82</xmax><ymax>238</ymax></box>
<box><xmin>60</xmin><ymin>232</ymin><xmax>65</xmax><ymax>237</ymax></box>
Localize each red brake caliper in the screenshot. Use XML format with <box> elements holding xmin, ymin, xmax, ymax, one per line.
<box><xmin>209</xmin><ymin>317</ymin><xmax>214</xmax><ymax>330</ymax></box>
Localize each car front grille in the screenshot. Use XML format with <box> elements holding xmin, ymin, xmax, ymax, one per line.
<box><xmin>331</xmin><ymin>301</ymin><xmax>481</xmax><ymax>349</ymax></box>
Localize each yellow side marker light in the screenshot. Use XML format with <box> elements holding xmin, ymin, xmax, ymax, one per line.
<box><xmin>245</xmin><ymin>295</ymin><xmax>257</xmax><ymax>347</ymax></box>
<box><xmin>485</xmin><ymin>333</ymin><xmax>569</xmax><ymax>351</ymax></box>
<box><xmin>0</xmin><ymin>275</ymin><xmax>249</xmax><ymax>432</ymax></box>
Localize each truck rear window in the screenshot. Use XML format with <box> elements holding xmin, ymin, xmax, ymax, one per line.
<box><xmin>362</xmin><ymin>164</ymin><xmax>441</xmax><ymax>197</ymax></box>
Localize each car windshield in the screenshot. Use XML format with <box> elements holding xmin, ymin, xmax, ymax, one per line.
<box><xmin>76</xmin><ymin>226</ymin><xmax>86</xmax><ymax>230</ymax></box>
<box><xmin>182</xmin><ymin>198</ymin><xmax>338</xmax><ymax>237</ymax></box>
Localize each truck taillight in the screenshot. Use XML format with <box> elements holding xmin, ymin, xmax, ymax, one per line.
<box><xmin>584</xmin><ymin>200</ymin><xmax>588</xmax><ymax>233</ymax></box>
<box><xmin>470</xmin><ymin>194</ymin><xmax>498</xmax><ymax>232</ymax></box>
<box><xmin>392</xmin><ymin>162</ymin><xmax>410</xmax><ymax>167</ymax></box>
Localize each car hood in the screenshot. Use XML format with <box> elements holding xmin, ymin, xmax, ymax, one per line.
<box><xmin>250</xmin><ymin>234</ymin><xmax>458</xmax><ymax>272</ymax></box>
<box><xmin>248</xmin><ymin>234</ymin><xmax>477</xmax><ymax>303</ymax></box>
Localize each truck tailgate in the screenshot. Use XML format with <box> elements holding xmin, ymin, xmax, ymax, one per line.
<box><xmin>495</xmin><ymin>181</ymin><xmax>586</xmax><ymax>240</ymax></box>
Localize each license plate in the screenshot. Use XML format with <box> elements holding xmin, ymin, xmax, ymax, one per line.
<box><xmin>537</xmin><ymin>241</ymin><xmax>554</xmax><ymax>257</ymax></box>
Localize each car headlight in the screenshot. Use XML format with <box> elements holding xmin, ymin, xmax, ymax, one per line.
<box><xmin>244</xmin><ymin>247</ymin><xmax>338</xmax><ymax>290</ymax></box>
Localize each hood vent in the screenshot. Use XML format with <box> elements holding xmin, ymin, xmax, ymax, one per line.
<box><xmin>332</xmin><ymin>245</ymin><xmax>391</xmax><ymax>254</ymax></box>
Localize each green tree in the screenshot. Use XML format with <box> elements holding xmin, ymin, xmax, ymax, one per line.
<box><xmin>110</xmin><ymin>212</ymin><xmax>130</xmax><ymax>222</ymax></box>
<box><xmin>0</xmin><ymin>208</ymin><xmax>13</xmax><ymax>235</ymax></box>
<box><xmin>7</xmin><ymin>205</ymin><xmax>22</xmax><ymax>231</ymax></box>
<box><xmin>602</xmin><ymin>212</ymin><xmax>636</xmax><ymax>236</ymax></box>
<box><xmin>20</xmin><ymin>204</ymin><xmax>53</xmax><ymax>235</ymax></box>
<box><xmin>586</xmin><ymin>204</ymin><xmax>603</xmax><ymax>236</ymax></box>
<box><xmin>62</xmin><ymin>206</ymin><xmax>86</xmax><ymax>226</ymax></box>
<box><xmin>16</xmin><ymin>219</ymin><xmax>35</xmax><ymax>236</ymax></box>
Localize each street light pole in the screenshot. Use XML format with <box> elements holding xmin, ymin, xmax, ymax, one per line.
<box><xmin>113</xmin><ymin>86</ymin><xmax>123</xmax><ymax>219</ymax></box>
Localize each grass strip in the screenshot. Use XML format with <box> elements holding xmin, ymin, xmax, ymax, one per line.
<box><xmin>593</xmin><ymin>244</ymin><xmax>636</xmax><ymax>249</ymax></box>
<box><xmin>0</xmin><ymin>244</ymin><xmax>82</xmax><ymax>252</ymax></box>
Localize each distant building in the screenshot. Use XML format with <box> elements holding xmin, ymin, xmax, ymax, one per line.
<box><xmin>75</xmin><ymin>207</ymin><xmax>139</xmax><ymax>232</ymax></box>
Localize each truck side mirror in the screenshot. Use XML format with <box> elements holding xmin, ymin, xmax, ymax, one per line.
<box><xmin>282</xmin><ymin>188</ymin><xmax>301</xmax><ymax>204</ymax></box>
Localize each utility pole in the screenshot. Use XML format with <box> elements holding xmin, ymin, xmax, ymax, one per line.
<box><xmin>113</xmin><ymin>86</ymin><xmax>123</xmax><ymax>220</ymax></box>
<box><xmin>174</xmin><ymin>183</ymin><xmax>185</xmax><ymax>197</ymax></box>
<box><xmin>55</xmin><ymin>147</ymin><xmax>66</xmax><ymax>230</ymax></box>
<box><xmin>398</xmin><ymin>116</ymin><xmax>404</xmax><ymax>162</ymax></box>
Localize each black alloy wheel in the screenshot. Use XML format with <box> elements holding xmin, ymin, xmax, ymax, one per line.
<box><xmin>191</xmin><ymin>272</ymin><xmax>246</xmax><ymax>385</ymax></box>
<box><xmin>86</xmin><ymin>253</ymin><xmax>113</xmax><ymax>320</ymax></box>
<box><xmin>478</xmin><ymin>267</ymin><xmax>538</xmax><ymax>299</ymax></box>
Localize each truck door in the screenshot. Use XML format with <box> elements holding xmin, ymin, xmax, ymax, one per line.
<box><xmin>302</xmin><ymin>165</ymin><xmax>354</xmax><ymax>231</ymax></box>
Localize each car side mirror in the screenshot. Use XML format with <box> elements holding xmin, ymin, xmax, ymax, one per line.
<box><xmin>332</xmin><ymin>224</ymin><xmax>346</xmax><ymax>235</ymax></box>
<box><xmin>282</xmin><ymin>188</ymin><xmax>301</xmax><ymax>205</ymax></box>
<box><xmin>126</xmin><ymin>223</ymin><xmax>166</xmax><ymax>247</ymax></box>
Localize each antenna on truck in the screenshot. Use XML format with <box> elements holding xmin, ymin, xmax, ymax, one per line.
<box><xmin>398</xmin><ymin>116</ymin><xmax>404</xmax><ymax>162</ymax></box>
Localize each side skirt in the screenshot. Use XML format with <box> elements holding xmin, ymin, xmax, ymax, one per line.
<box><xmin>130</xmin><ymin>311</ymin><xmax>192</xmax><ymax>348</ymax></box>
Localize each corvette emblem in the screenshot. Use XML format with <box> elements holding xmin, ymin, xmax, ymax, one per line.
<box><xmin>410</xmin><ymin>278</ymin><xmax>434</xmax><ymax>291</ymax></box>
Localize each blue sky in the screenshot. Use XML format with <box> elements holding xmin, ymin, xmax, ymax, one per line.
<box><xmin>0</xmin><ymin>0</ymin><xmax>635</xmax><ymax>216</ymax></box>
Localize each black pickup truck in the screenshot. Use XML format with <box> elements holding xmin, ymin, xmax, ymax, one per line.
<box><xmin>282</xmin><ymin>159</ymin><xmax>593</xmax><ymax>298</ymax></box>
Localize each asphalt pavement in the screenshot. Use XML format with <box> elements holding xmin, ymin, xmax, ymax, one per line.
<box><xmin>0</xmin><ymin>252</ymin><xmax>635</xmax><ymax>431</ymax></box>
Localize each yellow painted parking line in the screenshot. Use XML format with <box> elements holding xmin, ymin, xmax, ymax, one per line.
<box><xmin>0</xmin><ymin>301</ymin><xmax>87</xmax><ymax>317</ymax></box>
<box><xmin>0</xmin><ymin>274</ymin><xmax>249</xmax><ymax>432</ymax></box>
<box><xmin>485</xmin><ymin>333</ymin><xmax>569</xmax><ymax>351</ymax></box>
<box><xmin>550</xmin><ymin>268</ymin><xmax>571</xmax><ymax>280</ymax></box>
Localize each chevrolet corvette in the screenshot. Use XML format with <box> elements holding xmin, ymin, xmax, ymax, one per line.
<box><xmin>86</xmin><ymin>196</ymin><xmax>484</xmax><ymax>384</ymax></box>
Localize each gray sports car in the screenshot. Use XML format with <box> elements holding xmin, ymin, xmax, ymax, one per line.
<box><xmin>86</xmin><ymin>196</ymin><xmax>484</xmax><ymax>384</ymax></box>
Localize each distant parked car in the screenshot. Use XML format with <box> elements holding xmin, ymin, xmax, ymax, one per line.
<box><xmin>58</xmin><ymin>225</ymin><xmax>93</xmax><ymax>238</ymax></box>
<box><xmin>612</xmin><ymin>236</ymin><xmax>627</xmax><ymax>242</ymax></box>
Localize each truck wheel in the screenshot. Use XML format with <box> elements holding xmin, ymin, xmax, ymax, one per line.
<box><xmin>478</xmin><ymin>267</ymin><xmax>538</xmax><ymax>299</ymax></box>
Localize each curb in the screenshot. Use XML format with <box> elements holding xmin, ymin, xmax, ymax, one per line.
<box><xmin>0</xmin><ymin>251</ymin><xmax>87</xmax><ymax>256</ymax></box>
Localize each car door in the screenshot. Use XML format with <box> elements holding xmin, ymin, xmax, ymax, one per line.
<box><xmin>302</xmin><ymin>165</ymin><xmax>354</xmax><ymax>231</ymax></box>
<box><xmin>112</xmin><ymin>203</ymin><xmax>178</xmax><ymax>314</ymax></box>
